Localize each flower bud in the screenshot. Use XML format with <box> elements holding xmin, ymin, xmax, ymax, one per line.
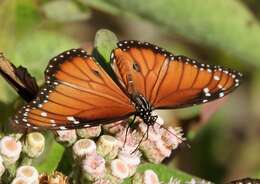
<box><xmin>76</xmin><ymin>126</ymin><xmax>101</xmax><ymax>139</ymax></box>
<box><xmin>49</xmin><ymin>172</ymin><xmax>69</xmax><ymax>184</ymax></box>
<box><xmin>82</xmin><ymin>153</ymin><xmax>105</xmax><ymax>181</ymax></box>
<box><xmin>143</xmin><ymin>170</ymin><xmax>160</xmax><ymax>184</ymax></box>
<box><xmin>118</xmin><ymin>149</ymin><xmax>141</xmax><ymax>177</ymax></box>
<box><xmin>140</xmin><ymin>138</ymin><xmax>166</xmax><ymax>163</ymax></box>
<box><xmin>56</xmin><ymin>129</ymin><xmax>77</xmax><ymax>147</ymax></box>
<box><xmin>23</xmin><ymin>132</ymin><xmax>45</xmax><ymax>158</ymax></box>
<box><xmin>16</xmin><ymin>165</ymin><xmax>39</xmax><ymax>184</ymax></box>
<box><xmin>0</xmin><ymin>136</ymin><xmax>22</xmax><ymax>165</ymax></box>
<box><xmin>102</xmin><ymin>121</ymin><xmax>125</xmax><ymax>135</ymax></box>
<box><xmin>11</xmin><ymin>177</ymin><xmax>29</xmax><ymax>184</ymax></box>
<box><xmin>161</xmin><ymin>127</ymin><xmax>185</xmax><ymax>150</ymax></box>
<box><xmin>72</xmin><ymin>139</ymin><xmax>96</xmax><ymax>158</ymax></box>
<box><xmin>39</xmin><ymin>171</ymin><xmax>68</xmax><ymax>184</ymax></box>
<box><xmin>154</xmin><ymin>139</ymin><xmax>171</xmax><ymax>157</ymax></box>
<box><xmin>116</xmin><ymin>128</ymin><xmax>138</xmax><ymax>150</ymax></box>
<box><xmin>97</xmin><ymin>135</ymin><xmax>119</xmax><ymax>160</ymax></box>
<box><xmin>110</xmin><ymin>159</ymin><xmax>129</xmax><ymax>180</ymax></box>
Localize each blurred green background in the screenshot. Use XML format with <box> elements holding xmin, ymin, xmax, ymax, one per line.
<box><xmin>0</xmin><ymin>0</ymin><xmax>259</xmax><ymax>183</ymax></box>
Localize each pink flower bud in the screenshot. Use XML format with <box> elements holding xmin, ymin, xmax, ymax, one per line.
<box><xmin>162</xmin><ymin>127</ymin><xmax>185</xmax><ymax>149</ymax></box>
<box><xmin>0</xmin><ymin>136</ymin><xmax>22</xmax><ymax>165</ymax></box>
<box><xmin>118</xmin><ymin>150</ymin><xmax>141</xmax><ymax>166</ymax></box>
<box><xmin>96</xmin><ymin>135</ymin><xmax>119</xmax><ymax>160</ymax></box>
<box><xmin>110</xmin><ymin>159</ymin><xmax>129</xmax><ymax>179</ymax></box>
<box><xmin>82</xmin><ymin>153</ymin><xmax>105</xmax><ymax>181</ymax></box>
<box><xmin>102</xmin><ymin>120</ymin><xmax>126</xmax><ymax>134</ymax></box>
<box><xmin>23</xmin><ymin>132</ymin><xmax>45</xmax><ymax>158</ymax></box>
<box><xmin>144</xmin><ymin>170</ymin><xmax>160</xmax><ymax>184</ymax></box>
<box><xmin>140</xmin><ymin>139</ymin><xmax>166</xmax><ymax>163</ymax></box>
<box><xmin>56</xmin><ymin>129</ymin><xmax>77</xmax><ymax>147</ymax></box>
<box><xmin>77</xmin><ymin>126</ymin><xmax>101</xmax><ymax>139</ymax></box>
<box><xmin>16</xmin><ymin>165</ymin><xmax>39</xmax><ymax>184</ymax></box>
<box><xmin>154</xmin><ymin>139</ymin><xmax>171</xmax><ymax>157</ymax></box>
<box><xmin>116</xmin><ymin>128</ymin><xmax>138</xmax><ymax>150</ymax></box>
<box><xmin>118</xmin><ymin>150</ymin><xmax>141</xmax><ymax>177</ymax></box>
<box><xmin>73</xmin><ymin>139</ymin><xmax>96</xmax><ymax>158</ymax></box>
<box><xmin>11</xmin><ymin>177</ymin><xmax>29</xmax><ymax>184</ymax></box>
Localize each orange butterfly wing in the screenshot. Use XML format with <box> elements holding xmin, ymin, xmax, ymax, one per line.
<box><xmin>13</xmin><ymin>49</ymin><xmax>135</xmax><ymax>130</ymax></box>
<box><xmin>111</xmin><ymin>40</ymin><xmax>242</xmax><ymax>109</ymax></box>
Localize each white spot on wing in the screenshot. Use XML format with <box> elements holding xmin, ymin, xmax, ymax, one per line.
<box><xmin>214</xmin><ymin>76</ymin><xmax>220</xmax><ymax>81</ymax></box>
<box><xmin>219</xmin><ymin>92</ymin><xmax>225</xmax><ymax>97</ymax></box>
<box><xmin>41</xmin><ymin>112</ymin><xmax>47</xmax><ymax>117</ymax></box>
<box><xmin>67</xmin><ymin>116</ymin><xmax>75</xmax><ymax>121</ymax></box>
<box><xmin>203</xmin><ymin>88</ymin><xmax>209</xmax><ymax>93</ymax></box>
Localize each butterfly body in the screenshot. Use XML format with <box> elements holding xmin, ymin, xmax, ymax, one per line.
<box><xmin>132</xmin><ymin>94</ymin><xmax>157</xmax><ymax>125</ymax></box>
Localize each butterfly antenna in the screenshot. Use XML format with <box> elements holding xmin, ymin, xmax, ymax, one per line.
<box><xmin>123</xmin><ymin>115</ymin><xmax>136</xmax><ymax>148</ymax></box>
<box><xmin>154</xmin><ymin>122</ymin><xmax>191</xmax><ymax>149</ymax></box>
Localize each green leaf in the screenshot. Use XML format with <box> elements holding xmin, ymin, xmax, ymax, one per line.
<box><xmin>123</xmin><ymin>163</ymin><xmax>206</xmax><ymax>183</ymax></box>
<box><xmin>33</xmin><ymin>132</ymin><xmax>65</xmax><ymax>174</ymax></box>
<box><xmin>93</xmin><ymin>29</ymin><xmax>118</xmax><ymax>64</ymax></box>
<box><xmin>93</xmin><ymin>29</ymin><xmax>118</xmax><ymax>77</ymax></box>
<box><xmin>78</xmin><ymin>0</ymin><xmax>120</xmax><ymax>15</ymax></box>
<box><xmin>42</xmin><ymin>0</ymin><xmax>91</xmax><ymax>22</ymax></box>
<box><xmin>95</xmin><ymin>0</ymin><xmax>260</xmax><ymax>68</ymax></box>
<box><xmin>0</xmin><ymin>0</ymin><xmax>41</xmax><ymax>47</ymax></box>
<box><xmin>11</xmin><ymin>30</ymin><xmax>79</xmax><ymax>81</ymax></box>
<box><xmin>15</xmin><ymin>0</ymin><xmax>41</xmax><ymax>37</ymax></box>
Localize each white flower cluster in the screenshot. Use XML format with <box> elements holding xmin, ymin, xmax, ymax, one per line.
<box><xmin>0</xmin><ymin>115</ymin><xmax>185</xmax><ymax>183</ymax></box>
<box><xmin>11</xmin><ymin>166</ymin><xmax>39</xmax><ymax>184</ymax></box>
<box><xmin>0</xmin><ymin>133</ymin><xmax>45</xmax><ymax>183</ymax></box>
<box><xmin>58</xmin><ymin>115</ymin><xmax>186</xmax><ymax>183</ymax></box>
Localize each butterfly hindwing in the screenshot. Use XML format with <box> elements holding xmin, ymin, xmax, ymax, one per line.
<box><xmin>111</xmin><ymin>40</ymin><xmax>242</xmax><ymax>109</ymax></box>
<box><xmin>13</xmin><ymin>48</ymin><xmax>135</xmax><ymax>130</ymax></box>
<box><xmin>0</xmin><ymin>53</ymin><xmax>39</xmax><ymax>102</ymax></box>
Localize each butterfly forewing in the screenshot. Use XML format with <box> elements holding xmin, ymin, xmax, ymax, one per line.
<box><xmin>111</xmin><ymin>40</ymin><xmax>242</xmax><ymax>109</ymax></box>
<box><xmin>13</xmin><ymin>48</ymin><xmax>135</xmax><ymax>130</ymax></box>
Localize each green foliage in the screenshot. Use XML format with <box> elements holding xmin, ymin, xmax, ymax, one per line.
<box><xmin>33</xmin><ymin>132</ymin><xmax>65</xmax><ymax>174</ymax></box>
<box><xmin>42</xmin><ymin>0</ymin><xmax>91</xmax><ymax>22</ymax></box>
<box><xmin>12</xmin><ymin>31</ymin><xmax>79</xmax><ymax>81</ymax></box>
<box><xmin>78</xmin><ymin>0</ymin><xmax>120</xmax><ymax>15</ymax></box>
<box><xmin>93</xmin><ymin>0</ymin><xmax>260</xmax><ymax>68</ymax></box>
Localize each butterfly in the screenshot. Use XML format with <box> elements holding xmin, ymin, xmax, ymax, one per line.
<box><xmin>1</xmin><ymin>40</ymin><xmax>242</xmax><ymax>130</ymax></box>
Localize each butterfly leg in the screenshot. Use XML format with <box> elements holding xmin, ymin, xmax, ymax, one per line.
<box><xmin>123</xmin><ymin>115</ymin><xmax>136</xmax><ymax>147</ymax></box>
<box><xmin>131</xmin><ymin>124</ymin><xmax>150</xmax><ymax>154</ymax></box>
